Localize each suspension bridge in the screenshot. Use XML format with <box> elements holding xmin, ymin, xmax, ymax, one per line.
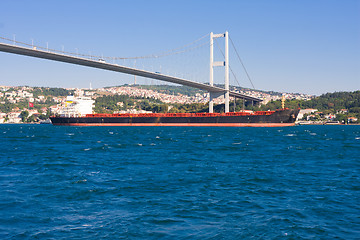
<box><xmin>0</xmin><ymin>32</ymin><xmax>262</xmax><ymax>113</ymax></box>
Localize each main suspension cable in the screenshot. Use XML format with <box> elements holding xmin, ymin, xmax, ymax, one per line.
<box><xmin>229</xmin><ymin>36</ymin><xmax>255</xmax><ymax>89</ymax></box>
<box><xmin>214</xmin><ymin>38</ymin><xmax>242</xmax><ymax>89</ymax></box>
<box><xmin>0</xmin><ymin>34</ymin><xmax>210</xmax><ymax>61</ymax></box>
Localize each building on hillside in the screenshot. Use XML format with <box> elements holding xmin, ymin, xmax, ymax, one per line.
<box><xmin>7</xmin><ymin>112</ymin><xmax>21</xmax><ymax>123</ymax></box>
<box><xmin>337</xmin><ymin>109</ymin><xmax>348</xmax><ymax>114</ymax></box>
<box><xmin>5</xmin><ymin>92</ymin><xmax>15</xmax><ymax>97</ymax></box>
<box><xmin>297</xmin><ymin>109</ymin><xmax>318</xmax><ymax>120</ymax></box>
<box><xmin>28</xmin><ymin>109</ymin><xmax>39</xmax><ymax>116</ymax></box>
<box><xmin>325</xmin><ymin>114</ymin><xmax>336</xmax><ymax>120</ymax></box>
<box><xmin>348</xmin><ymin>117</ymin><xmax>358</xmax><ymax>123</ymax></box>
<box><xmin>0</xmin><ymin>112</ymin><xmax>6</xmax><ymax>123</ymax></box>
<box><xmin>306</xmin><ymin>114</ymin><xmax>316</xmax><ymax>121</ymax></box>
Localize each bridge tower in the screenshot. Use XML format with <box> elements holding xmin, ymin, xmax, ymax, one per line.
<box><xmin>209</xmin><ymin>31</ymin><xmax>230</xmax><ymax>113</ymax></box>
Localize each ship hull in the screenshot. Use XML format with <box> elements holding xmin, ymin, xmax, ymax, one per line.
<box><xmin>50</xmin><ymin>109</ymin><xmax>299</xmax><ymax>127</ymax></box>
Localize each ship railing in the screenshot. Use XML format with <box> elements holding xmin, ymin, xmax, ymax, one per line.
<box><xmin>253</xmin><ymin>111</ymin><xmax>276</xmax><ymax>115</ymax></box>
<box><xmin>225</xmin><ymin>112</ymin><xmax>244</xmax><ymax>116</ymax></box>
<box><xmin>84</xmin><ymin>111</ymin><xmax>277</xmax><ymax>118</ymax></box>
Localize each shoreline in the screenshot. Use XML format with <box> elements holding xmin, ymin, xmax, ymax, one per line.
<box><xmin>1</xmin><ymin>122</ymin><xmax>359</xmax><ymax>126</ymax></box>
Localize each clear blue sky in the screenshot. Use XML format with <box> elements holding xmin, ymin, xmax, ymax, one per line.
<box><xmin>0</xmin><ymin>0</ymin><xmax>359</xmax><ymax>95</ymax></box>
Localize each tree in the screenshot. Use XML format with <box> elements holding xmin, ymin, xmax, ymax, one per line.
<box><xmin>0</xmin><ymin>100</ymin><xmax>15</xmax><ymax>113</ymax></box>
<box><xmin>20</xmin><ymin>110</ymin><xmax>29</xmax><ymax>122</ymax></box>
<box><xmin>336</xmin><ymin>113</ymin><xmax>347</xmax><ymax>124</ymax></box>
<box><xmin>27</xmin><ymin>115</ymin><xmax>37</xmax><ymax>123</ymax></box>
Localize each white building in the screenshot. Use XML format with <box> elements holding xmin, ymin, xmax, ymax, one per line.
<box><xmin>7</xmin><ymin>112</ymin><xmax>21</xmax><ymax>123</ymax></box>
<box><xmin>59</xmin><ymin>96</ymin><xmax>95</xmax><ymax>117</ymax></box>
<box><xmin>297</xmin><ymin>109</ymin><xmax>318</xmax><ymax>120</ymax></box>
<box><xmin>0</xmin><ymin>112</ymin><xmax>6</xmax><ymax>123</ymax></box>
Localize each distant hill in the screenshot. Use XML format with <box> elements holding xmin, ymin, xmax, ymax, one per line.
<box><xmin>263</xmin><ymin>91</ymin><xmax>360</xmax><ymax>111</ymax></box>
<box><xmin>260</xmin><ymin>91</ymin><xmax>360</xmax><ymax>122</ymax></box>
<box><xmin>3</xmin><ymin>85</ymin><xmax>357</xmax><ymax>118</ymax></box>
<box><xmin>112</xmin><ymin>84</ymin><xmax>284</xmax><ymax>97</ymax></box>
<box><xmin>302</xmin><ymin>91</ymin><xmax>360</xmax><ymax>111</ymax></box>
<box><xmin>32</xmin><ymin>87</ymin><xmax>74</xmax><ymax>97</ymax></box>
<box><xmin>136</xmin><ymin>85</ymin><xmax>204</xmax><ymax>97</ymax></box>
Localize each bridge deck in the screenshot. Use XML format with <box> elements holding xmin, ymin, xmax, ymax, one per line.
<box><xmin>0</xmin><ymin>42</ymin><xmax>262</xmax><ymax>102</ymax></box>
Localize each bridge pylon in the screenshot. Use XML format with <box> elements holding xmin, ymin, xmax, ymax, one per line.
<box><xmin>209</xmin><ymin>31</ymin><xmax>230</xmax><ymax>113</ymax></box>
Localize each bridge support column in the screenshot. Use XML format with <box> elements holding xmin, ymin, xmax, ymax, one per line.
<box><xmin>209</xmin><ymin>32</ymin><xmax>214</xmax><ymax>113</ymax></box>
<box><xmin>225</xmin><ymin>91</ymin><xmax>229</xmax><ymax>113</ymax></box>
<box><xmin>209</xmin><ymin>92</ymin><xmax>223</xmax><ymax>113</ymax></box>
<box><xmin>209</xmin><ymin>31</ymin><xmax>230</xmax><ymax>113</ymax></box>
<box><xmin>209</xmin><ymin>92</ymin><xmax>214</xmax><ymax>113</ymax></box>
<box><xmin>233</xmin><ymin>97</ymin><xmax>236</xmax><ymax>112</ymax></box>
<box><xmin>224</xmin><ymin>31</ymin><xmax>229</xmax><ymax>113</ymax></box>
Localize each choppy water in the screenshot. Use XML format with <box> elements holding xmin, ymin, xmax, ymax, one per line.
<box><xmin>0</xmin><ymin>125</ymin><xmax>359</xmax><ymax>239</ymax></box>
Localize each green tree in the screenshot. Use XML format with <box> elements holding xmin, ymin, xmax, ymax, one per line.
<box><xmin>336</xmin><ymin>113</ymin><xmax>347</xmax><ymax>124</ymax></box>
<box><xmin>20</xmin><ymin>110</ymin><xmax>29</xmax><ymax>122</ymax></box>
<box><xmin>0</xmin><ymin>100</ymin><xmax>15</xmax><ymax>113</ymax></box>
<box><xmin>27</xmin><ymin>115</ymin><xmax>37</xmax><ymax>123</ymax></box>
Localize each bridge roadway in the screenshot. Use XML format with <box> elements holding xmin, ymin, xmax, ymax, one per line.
<box><xmin>0</xmin><ymin>42</ymin><xmax>261</xmax><ymax>102</ymax></box>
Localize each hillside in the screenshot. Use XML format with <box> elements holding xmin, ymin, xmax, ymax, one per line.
<box><xmin>261</xmin><ymin>91</ymin><xmax>359</xmax><ymax>111</ymax></box>
<box><xmin>135</xmin><ymin>85</ymin><xmax>204</xmax><ymax>97</ymax></box>
<box><xmin>260</xmin><ymin>91</ymin><xmax>360</xmax><ymax>122</ymax></box>
<box><xmin>1</xmin><ymin>85</ymin><xmax>358</xmax><ymax>123</ymax></box>
<box><xmin>111</xmin><ymin>84</ymin><xmax>286</xmax><ymax>97</ymax></box>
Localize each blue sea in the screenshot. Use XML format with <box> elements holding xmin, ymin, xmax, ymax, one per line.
<box><xmin>0</xmin><ymin>125</ymin><xmax>359</xmax><ymax>239</ymax></box>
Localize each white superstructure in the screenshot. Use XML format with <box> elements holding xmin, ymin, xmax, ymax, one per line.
<box><xmin>59</xmin><ymin>96</ymin><xmax>95</xmax><ymax>117</ymax></box>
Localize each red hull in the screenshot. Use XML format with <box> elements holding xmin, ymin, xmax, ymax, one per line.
<box><xmin>52</xmin><ymin>122</ymin><xmax>295</xmax><ymax>127</ymax></box>
<box><xmin>50</xmin><ymin>109</ymin><xmax>300</xmax><ymax>127</ymax></box>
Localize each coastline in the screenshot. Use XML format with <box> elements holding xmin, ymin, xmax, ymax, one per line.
<box><xmin>296</xmin><ymin>121</ymin><xmax>359</xmax><ymax>126</ymax></box>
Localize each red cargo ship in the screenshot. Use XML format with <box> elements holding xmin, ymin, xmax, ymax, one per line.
<box><xmin>50</xmin><ymin>108</ymin><xmax>299</xmax><ymax>127</ymax></box>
